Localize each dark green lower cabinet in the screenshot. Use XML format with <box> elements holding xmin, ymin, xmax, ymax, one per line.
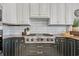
<box><xmin>55</xmin><ymin>37</ymin><xmax>77</xmax><ymax>56</ymax></box>
<box><xmin>75</xmin><ymin>40</ymin><xmax>79</xmax><ymax>56</ymax></box>
<box><xmin>55</xmin><ymin>37</ymin><xmax>66</xmax><ymax>56</ymax></box>
<box><xmin>3</xmin><ymin>37</ymin><xmax>79</xmax><ymax>56</ymax></box>
<box><xmin>3</xmin><ymin>39</ymin><xmax>12</xmax><ymax>56</ymax></box>
<box><xmin>3</xmin><ymin>38</ymin><xmax>56</xmax><ymax>56</ymax></box>
<box><xmin>65</xmin><ymin>39</ymin><xmax>76</xmax><ymax>56</ymax></box>
<box><xmin>3</xmin><ymin>37</ymin><xmax>25</xmax><ymax>56</ymax></box>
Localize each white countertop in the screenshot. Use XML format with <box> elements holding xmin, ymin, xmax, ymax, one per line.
<box><xmin>3</xmin><ymin>33</ymin><xmax>63</xmax><ymax>39</ymax></box>
<box><xmin>3</xmin><ymin>34</ymin><xmax>23</xmax><ymax>39</ymax></box>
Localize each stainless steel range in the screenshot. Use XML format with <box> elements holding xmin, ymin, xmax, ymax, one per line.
<box><xmin>24</xmin><ymin>34</ymin><xmax>55</xmax><ymax>43</ymax></box>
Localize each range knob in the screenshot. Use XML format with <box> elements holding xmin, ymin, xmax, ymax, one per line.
<box><xmin>26</xmin><ymin>38</ymin><xmax>29</xmax><ymax>41</ymax></box>
<box><xmin>41</xmin><ymin>38</ymin><xmax>43</xmax><ymax>41</ymax></box>
<box><xmin>31</xmin><ymin>38</ymin><xmax>34</xmax><ymax>41</ymax></box>
<box><xmin>47</xmin><ymin>38</ymin><xmax>49</xmax><ymax>41</ymax></box>
<box><xmin>51</xmin><ymin>39</ymin><xmax>53</xmax><ymax>41</ymax></box>
<box><xmin>37</xmin><ymin>38</ymin><xmax>39</xmax><ymax>41</ymax></box>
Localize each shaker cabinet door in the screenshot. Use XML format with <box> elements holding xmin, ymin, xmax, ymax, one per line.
<box><xmin>22</xmin><ymin>3</ymin><xmax>30</xmax><ymax>24</ymax></box>
<box><xmin>16</xmin><ymin>3</ymin><xmax>23</xmax><ymax>24</ymax></box>
<box><xmin>65</xmin><ymin>4</ymin><xmax>74</xmax><ymax>25</ymax></box>
<box><xmin>40</xmin><ymin>3</ymin><xmax>50</xmax><ymax>18</ymax></box>
<box><xmin>16</xmin><ymin>3</ymin><xmax>30</xmax><ymax>24</ymax></box>
<box><xmin>30</xmin><ymin>3</ymin><xmax>50</xmax><ymax>18</ymax></box>
<box><xmin>49</xmin><ymin>3</ymin><xmax>66</xmax><ymax>25</ymax></box>
<box><xmin>2</xmin><ymin>3</ymin><xmax>30</xmax><ymax>25</ymax></box>
<box><xmin>30</xmin><ymin>3</ymin><xmax>39</xmax><ymax>17</ymax></box>
<box><xmin>49</xmin><ymin>3</ymin><xmax>58</xmax><ymax>25</ymax></box>
<box><xmin>57</xmin><ymin>4</ymin><xmax>66</xmax><ymax>24</ymax></box>
<box><xmin>2</xmin><ymin>3</ymin><xmax>17</xmax><ymax>24</ymax></box>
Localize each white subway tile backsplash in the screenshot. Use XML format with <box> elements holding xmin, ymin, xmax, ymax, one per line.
<box><xmin>3</xmin><ymin>18</ymin><xmax>67</xmax><ymax>35</ymax></box>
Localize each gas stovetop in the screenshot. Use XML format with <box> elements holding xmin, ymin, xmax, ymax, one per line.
<box><xmin>24</xmin><ymin>33</ymin><xmax>55</xmax><ymax>43</ymax></box>
<box><xmin>23</xmin><ymin>33</ymin><xmax>53</xmax><ymax>36</ymax></box>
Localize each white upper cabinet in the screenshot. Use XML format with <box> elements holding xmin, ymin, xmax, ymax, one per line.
<box><xmin>40</xmin><ymin>3</ymin><xmax>50</xmax><ymax>17</ymax></box>
<box><xmin>16</xmin><ymin>3</ymin><xmax>30</xmax><ymax>24</ymax></box>
<box><xmin>65</xmin><ymin>4</ymin><xmax>73</xmax><ymax>25</ymax></box>
<box><xmin>50</xmin><ymin>4</ymin><xmax>58</xmax><ymax>24</ymax></box>
<box><xmin>30</xmin><ymin>3</ymin><xmax>39</xmax><ymax>17</ymax></box>
<box><xmin>0</xmin><ymin>4</ymin><xmax>2</xmax><ymax>20</ymax></box>
<box><xmin>65</xmin><ymin>3</ymin><xmax>79</xmax><ymax>25</ymax></box>
<box><xmin>22</xmin><ymin>4</ymin><xmax>30</xmax><ymax>24</ymax></box>
<box><xmin>16</xmin><ymin>4</ymin><xmax>23</xmax><ymax>24</ymax></box>
<box><xmin>30</xmin><ymin>3</ymin><xmax>50</xmax><ymax>18</ymax></box>
<box><xmin>2</xmin><ymin>3</ymin><xmax>30</xmax><ymax>25</ymax></box>
<box><xmin>57</xmin><ymin>4</ymin><xmax>66</xmax><ymax>24</ymax></box>
<box><xmin>2</xmin><ymin>3</ymin><xmax>17</xmax><ymax>24</ymax></box>
<box><xmin>0</xmin><ymin>4</ymin><xmax>2</xmax><ymax>9</ymax></box>
<box><xmin>49</xmin><ymin>3</ymin><xmax>66</xmax><ymax>25</ymax></box>
<box><xmin>3</xmin><ymin>3</ymin><xmax>79</xmax><ymax>25</ymax></box>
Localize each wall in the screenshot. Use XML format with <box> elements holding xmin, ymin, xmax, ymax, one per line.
<box><xmin>30</xmin><ymin>18</ymin><xmax>67</xmax><ymax>34</ymax></box>
<box><xmin>3</xmin><ymin>25</ymin><xmax>29</xmax><ymax>35</ymax></box>
<box><xmin>3</xmin><ymin>18</ymin><xmax>69</xmax><ymax>35</ymax></box>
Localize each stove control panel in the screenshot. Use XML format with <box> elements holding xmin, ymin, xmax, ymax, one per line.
<box><xmin>24</xmin><ymin>36</ymin><xmax>55</xmax><ymax>43</ymax></box>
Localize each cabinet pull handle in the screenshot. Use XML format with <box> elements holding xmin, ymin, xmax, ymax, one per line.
<box><xmin>21</xmin><ymin>40</ymin><xmax>24</xmax><ymax>42</ymax></box>
<box><xmin>61</xmin><ymin>40</ymin><xmax>64</xmax><ymax>42</ymax></box>
<box><xmin>37</xmin><ymin>46</ymin><xmax>43</xmax><ymax>47</ymax></box>
<box><xmin>54</xmin><ymin>45</ymin><xmax>57</xmax><ymax>47</ymax></box>
<box><xmin>77</xmin><ymin>48</ymin><xmax>79</xmax><ymax>49</ymax></box>
<box><xmin>16</xmin><ymin>40</ymin><xmax>18</xmax><ymax>42</ymax></box>
<box><xmin>24</xmin><ymin>45</ymin><xmax>26</xmax><ymax>47</ymax></box>
<box><xmin>56</xmin><ymin>40</ymin><xmax>58</xmax><ymax>42</ymax></box>
<box><xmin>37</xmin><ymin>51</ymin><xmax>43</xmax><ymax>54</ymax></box>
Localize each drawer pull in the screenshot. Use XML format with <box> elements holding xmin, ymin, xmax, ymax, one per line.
<box><xmin>37</xmin><ymin>51</ymin><xmax>43</xmax><ymax>54</ymax></box>
<box><xmin>54</xmin><ymin>45</ymin><xmax>57</xmax><ymax>47</ymax></box>
<box><xmin>37</xmin><ymin>46</ymin><xmax>43</xmax><ymax>47</ymax></box>
<box><xmin>24</xmin><ymin>45</ymin><xmax>26</xmax><ymax>47</ymax></box>
<box><xmin>16</xmin><ymin>40</ymin><xmax>18</xmax><ymax>42</ymax></box>
<box><xmin>21</xmin><ymin>40</ymin><xmax>24</xmax><ymax>42</ymax></box>
<box><xmin>56</xmin><ymin>40</ymin><xmax>58</xmax><ymax>42</ymax></box>
<box><xmin>61</xmin><ymin>40</ymin><xmax>64</xmax><ymax>42</ymax></box>
<box><xmin>77</xmin><ymin>48</ymin><xmax>79</xmax><ymax>49</ymax></box>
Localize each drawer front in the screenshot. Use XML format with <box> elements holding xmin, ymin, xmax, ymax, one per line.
<box><xmin>15</xmin><ymin>39</ymin><xmax>19</xmax><ymax>56</ymax></box>
<box><xmin>26</xmin><ymin>43</ymin><xmax>36</xmax><ymax>48</ymax></box>
<box><xmin>25</xmin><ymin>43</ymin><xmax>37</xmax><ymax>56</ymax></box>
<box><xmin>36</xmin><ymin>49</ymin><xmax>43</xmax><ymax>56</ymax></box>
<box><xmin>4</xmin><ymin>39</ymin><xmax>11</xmax><ymax>56</ymax></box>
<box><xmin>76</xmin><ymin>40</ymin><xmax>79</xmax><ymax>56</ymax></box>
<box><xmin>24</xmin><ymin>43</ymin><xmax>55</xmax><ymax>56</ymax></box>
<box><xmin>43</xmin><ymin>47</ymin><xmax>53</xmax><ymax>56</ymax></box>
<box><xmin>36</xmin><ymin>43</ymin><xmax>53</xmax><ymax>48</ymax></box>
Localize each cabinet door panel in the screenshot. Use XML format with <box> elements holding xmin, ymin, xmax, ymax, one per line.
<box><xmin>30</xmin><ymin>3</ymin><xmax>39</xmax><ymax>17</ymax></box>
<box><xmin>4</xmin><ymin>39</ymin><xmax>8</xmax><ymax>56</ymax></box>
<box><xmin>57</xmin><ymin>4</ymin><xmax>66</xmax><ymax>24</ymax></box>
<box><xmin>16</xmin><ymin>3</ymin><xmax>30</xmax><ymax>24</ymax></box>
<box><xmin>2</xmin><ymin>4</ymin><xmax>16</xmax><ymax>24</ymax></box>
<box><xmin>50</xmin><ymin>3</ymin><xmax>58</xmax><ymax>24</ymax></box>
<box><xmin>22</xmin><ymin>3</ymin><xmax>30</xmax><ymax>24</ymax></box>
<box><xmin>16</xmin><ymin>4</ymin><xmax>23</xmax><ymax>24</ymax></box>
<box><xmin>40</xmin><ymin>3</ymin><xmax>50</xmax><ymax>17</ymax></box>
<box><xmin>65</xmin><ymin>4</ymin><xmax>74</xmax><ymax>25</ymax></box>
